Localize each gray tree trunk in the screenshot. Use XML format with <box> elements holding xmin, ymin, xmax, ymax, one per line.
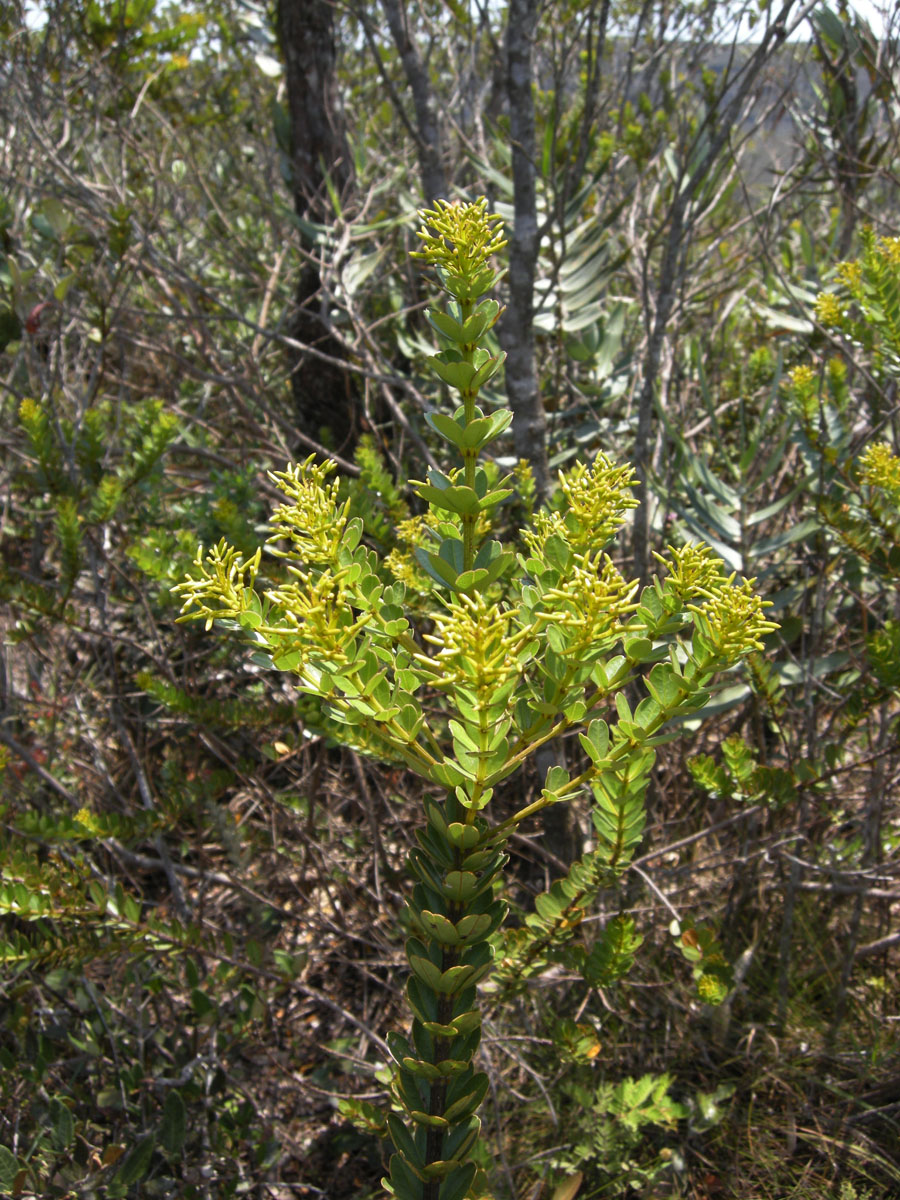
<box><xmin>500</xmin><ymin>0</ymin><xmax>550</xmax><ymax>502</ymax></box>
<box><xmin>278</xmin><ymin>0</ymin><xmax>353</xmax><ymax>217</ymax></box>
<box><xmin>380</xmin><ymin>0</ymin><xmax>447</xmax><ymax>203</ymax></box>
<box><xmin>276</xmin><ymin>0</ymin><xmax>357</xmax><ymax>453</ymax></box>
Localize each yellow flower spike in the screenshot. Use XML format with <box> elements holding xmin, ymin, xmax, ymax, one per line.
<box><xmin>836</xmin><ymin>258</ymin><xmax>863</xmax><ymax>291</ymax></box>
<box><xmin>522</xmin><ymin>508</ymin><xmax>568</xmax><ymax>555</ymax></box>
<box><xmin>690</xmin><ymin>577</ymin><xmax>779</xmax><ymax>661</ymax></box>
<box><xmin>858</xmin><ymin>442</ymin><xmax>900</xmax><ymax>503</ymax></box>
<box><xmin>412</xmin><ymin>198</ymin><xmax>507</xmax><ymax>299</ymax></box>
<box><xmin>384</xmin><ymin>548</ymin><xmax>419</xmax><ymax>587</ymax></box>
<box><xmin>385</xmin><ymin>513</ymin><xmax>449</xmax><ymax>588</ymax></box>
<box><xmin>267</xmin><ymin>456</ymin><xmax>351</xmax><ymax>565</ymax></box>
<box><xmin>787</xmin><ymin>363</ymin><xmax>816</xmax><ymax>393</ymax></box>
<box><xmin>173</xmin><ymin>541</ymin><xmax>262</xmax><ymax>629</ymax></box>
<box><xmin>814</xmin><ymin>291</ymin><xmax>843</xmax><ymax>327</ymax></box>
<box><xmin>74</xmin><ymin>807</ymin><xmax>101</xmax><ymax>835</ymax></box>
<box><xmin>425</xmin><ymin>593</ymin><xmax>527</xmax><ymax>694</ymax></box>
<box><xmin>827</xmin><ymin>356</ymin><xmax>847</xmax><ymax>386</ymax></box>
<box><xmin>266</xmin><ymin>568</ymin><xmax>368</xmax><ymax>661</ymax></box>
<box><xmin>538</xmin><ymin>552</ymin><xmax>639</xmax><ymax>643</ymax></box>
<box><xmin>557</xmin><ymin>454</ymin><xmax>640</xmax><ymax>550</ymax></box>
<box><xmin>657</xmin><ymin>542</ymin><xmax>728</xmax><ymax>604</ymax></box>
<box><xmin>413</xmin><ymin>198</ymin><xmax>507</xmax><ymax>272</ymax></box>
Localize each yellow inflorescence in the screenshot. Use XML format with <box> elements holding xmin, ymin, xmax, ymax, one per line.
<box><xmin>836</xmin><ymin>258</ymin><xmax>863</xmax><ymax>291</ymax></box>
<box><xmin>788</xmin><ymin>364</ymin><xmax>816</xmax><ymax>392</ymax></box>
<box><xmin>660</xmin><ymin>542</ymin><xmax>729</xmax><ymax>603</ymax></box>
<box><xmin>412</xmin><ymin>198</ymin><xmax>507</xmax><ymax>297</ymax></box>
<box><xmin>858</xmin><ymin>442</ymin><xmax>900</xmax><ymax>503</ymax></box>
<box><xmin>814</xmin><ymin>291</ymin><xmax>843</xmax><ymax>327</ymax></box>
<box><xmin>690</xmin><ymin>577</ymin><xmax>779</xmax><ymax>659</ymax></box>
<box><xmin>266</xmin><ymin>568</ymin><xmax>369</xmax><ymax>660</ymax></box>
<box><xmin>658</xmin><ymin>543</ymin><xmax>777</xmax><ymax>661</ymax></box>
<box><xmin>174</xmin><ymin>541</ymin><xmax>262</xmax><ymax>629</ymax></box>
<box><xmin>424</xmin><ymin>592</ymin><xmax>528</xmax><ymax>694</ymax></box>
<box><xmin>267</xmin><ymin>456</ymin><xmax>350</xmax><ymax>565</ymax></box>
<box><xmin>557</xmin><ymin>454</ymin><xmax>639</xmax><ymax>549</ymax></box>
<box><xmin>538</xmin><ymin>552</ymin><xmax>638</xmax><ymax>644</ymax></box>
<box><xmin>74</xmin><ymin>807</ymin><xmax>101</xmax><ymax>834</ymax></box>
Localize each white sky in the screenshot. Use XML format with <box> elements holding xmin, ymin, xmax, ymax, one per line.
<box><xmin>21</xmin><ymin>0</ymin><xmax>895</xmax><ymax>42</ymax></box>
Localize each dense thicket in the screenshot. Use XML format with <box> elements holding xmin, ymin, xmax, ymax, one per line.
<box><xmin>1</xmin><ymin>1</ymin><xmax>899</xmax><ymax>1197</ymax></box>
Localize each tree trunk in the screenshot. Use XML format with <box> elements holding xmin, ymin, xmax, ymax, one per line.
<box><xmin>276</xmin><ymin>0</ymin><xmax>357</xmax><ymax>453</ymax></box>
<box><xmin>500</xmin><ymin>0</ymin><xmax>550</xmax><ymax>502</ymax></box>
<box><xmin>380</xmin><ymin>0</ymin><xmax>447</xmax><ymax>203</ymax></box>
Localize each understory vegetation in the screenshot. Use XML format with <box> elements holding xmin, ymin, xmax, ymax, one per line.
<box><xmin>1</xmin><ymin>1</ymin><xmax>899</xmax><ymax>1198</ymax></box>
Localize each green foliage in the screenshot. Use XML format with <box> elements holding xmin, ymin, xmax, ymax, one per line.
<box><xmin>177</xmin><ymin>200</ymin><xmax>775</xmax><ymax>1195</ymax></box>
<box><xmin>136</xmin><ymin>670</ymin><xmax>306</xmax><ymax>731</ymax></box>
<box><xmin>343</xmin><ymin>434</ymin><xmax>412</xmax><ymax>552</ymax></box>
<box><xmin>671</xmin><ymin>918</ymin><xmax>733</xmax><ymax>1005</ymax></box>
<box><xmin>6</xmin><ymin>5</ymin><xmax>899</xmax><ymax>1195</ymax></box>
<box><xmin>5</xmin><ymin>392</ymin><xmax>181</xmax><ymax>623</ymax></box>
<box><xmin>548</xmin><ymin>1072</ymin><xmax>686</xmax><ymax>1191</ymax></box>
<box><xmin>785</xmin><ymin>234</ymin><xmax>900</xmax><ymax>709</ymax></box>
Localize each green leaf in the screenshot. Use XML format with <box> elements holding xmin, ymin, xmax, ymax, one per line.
<box><xmin>443</xmin><ymin>1072</ymin><xmax>489</xmax><ymax>1122</ymax></box>
<box><xmin>634</xmin><ymin>695</ymin><xmax>661</xmax><ymax>729</ymax></box>
<box><xmin>425</xmin><ymin>411</ymin><xmax>466</xmax><ymax>449</ymax></box>
<box><xmin>409</xmin><ymin>952</ymin><xmax>444</xmax><ymax>990</ymax></box>
<box><xmin>53</xmin><ymin>272</ymin><xmax>78</xmax><ymax>302</ymax></box>
<box><xmin>428</xmin><ymin>356</ymin><xmax>477</xmax><ymax>390</ymax></box>
<box><xmin>431</xmin><ymin>760</ymin><xmax>467</xmax><ymax>788</ymax></box>
<box><xmin>40</xmin><ymin>196</ymin><xmax>71</xmax><ymax>238</ymax></box>
<box><xmin>544</xmin><ymin>764</ymin><xmax>570</xmax><ymax>794</ymax></box>
<box><xmin>114</xmin><ymin>1135</ymin><xmax>155</xmax><ymax>1186</ymax></box>
<box><xmin>272</xmin><ymin>648</ymin><xmax>301</xmax><ymax>671</ymax></box>
<box><xmin>461</xmin><ymin>299</ymin><xmax>500</xmax><ymax>341</ymax></box>
<box><xmin>476</xmin><ymin>548</ymin><xmax>514</xmax><ymax>586</ymax></box>
<box><xmin>439</xmin><ymin>538</ymin><xmax>467</xmax><ymax>571</ymax></box>
<box><xmin>439</xmin><ymin>1162</ymin><xmax>477</xmax><ymax>1200</ymax></box>
<box><xmin>624</xmin><ymin>635</ymin><xmax>653</xmax><ymax>660</ymax></box>
<box><xmin>341</xmin><ymin>517</ymin><xmax>364</xmax><ymax>551</ymax></box>
<box><xmin>427</xmin><ymin>307</ymin><xmax>466</xmax><ymax>344</ymax></box>
<box><xmin>441</xmin><ymin>1114</ymin><xmax>481</xmax><ymax>1163</ymax></box>
<box><xmin>470</xmin><ymin>353</ymin><xmax>504</xmax><ymax>390</ymax></box>
<box><xmin>579</xmin><ymin>719</ymin><xmax>610</xmax><ymax>764</ymax></box>
<box><xmin>338</xmin><ymin>1097</ymin><xmax>388</xmax><ymax>1137</ymax></box>
<box><xmin>416</xmin><ymin>484</ymin><xmax>481</xmax><ymax>516</ymax></box>
<box><xmin>161</xmin><ymin>1090</ymin><xmax>186</xmax><ymax>1155</ymax></box>
<box><xmin>0</xmin><ymin>1146</ymin><xmax>17</xmax><ymax>1188</ymax></box>
<box><xmin>544</xmin><ymin>534</ymin><xmax>572</xmax><ymax>573</ymax></box>
<box><xmin>437</xmin><ymin>963</ymin><xmax>478</xmax><ymax>993</ymax></box>
<box><xmin>459</xmin><ymin>409</ymin><xmax>514</xmax><ymax>451</ymax></box>
<box><xmin>387</xmin><ymin>1112</ymin><xmax>426</xmax><ymax>1168</ymax></box>
<box><xmin>442</xmin><ymin>871</ymin><xmax>478</xmax><ymax>903</ymax></box>
<box><xmin>446</xmin><ymin>822</ymin><xmax>480</xmax><ymax>850</ymax></box>
<box><xmin>644</xmin><ymin>663</ymin><xmax>684</xmax><ymax>708</ymax></box>
<box><xmin>419</xmin><ymin>911</ymin><xmax>461</xmax><ymax>946</ymax></box>
<box><xmin>534</xmin><ymin>891</ymin><xmax>564</xmax><ymax>922</ymax></box>
<box><xmin>407</xmin><ymin>977</ymin><xmax>439</xmax><ymax>1023</ymax></box>
<box><xmin>415</xmin><ymin>548</ymin><xmax>458</xmax><ymax>588</ymax></box>
<box><xmin>389</xmin><ymin>1149</ymin><xmax>427</xmax><ymax>1197</ymax></box>
<box><xmin>49</xmin><ymin>1096</ymin><xmax>74</xmax><ymax>1151</ymax></box>
<box><xmin>455</xmin><ymin>913</ymin><xmax>492</xmax><ymax>943</ymax></box>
